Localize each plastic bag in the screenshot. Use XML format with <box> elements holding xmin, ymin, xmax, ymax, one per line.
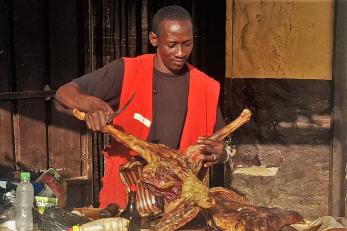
<box><xmin>40</xmin><ymin>207</ymin><xmax>89</xmax><ymax>231</ymax></box>
<box><xmin>71</xmin><ymin>217</ymin><xmax>129</xmax><ymax>231</ymax></box>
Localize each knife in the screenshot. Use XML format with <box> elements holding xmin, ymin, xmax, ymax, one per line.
<box><xmin>106</xmin><ymin>93</ymin><xmax>136</xmax><ymax>124</ymax></box>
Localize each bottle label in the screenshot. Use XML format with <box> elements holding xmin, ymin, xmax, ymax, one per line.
<box><xmin>19</xmin><ymin>208</ymin><xmax>30</xmax><ymax>218</ymax></box>
<box><xmin>35</xmin><ymin>196</ymin><xmax>59</xmax><ymax>214</ymax></box>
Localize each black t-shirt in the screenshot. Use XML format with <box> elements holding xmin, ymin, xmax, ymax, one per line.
<box><xmin>73</xmin><ymin>58</ymin><xmax>225</xmax><ymax>149</ymax></box>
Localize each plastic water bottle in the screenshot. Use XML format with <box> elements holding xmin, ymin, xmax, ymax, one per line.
<box><xmin>15</xmin><ymin>172</ymin><xmax>34</xmax><ymax>231</ymax></box>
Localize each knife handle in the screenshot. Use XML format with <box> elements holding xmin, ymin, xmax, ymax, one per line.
<box><xmin>72</xmin><ymin>109</ymin><xmax>86</xmax><ymax>121</ymax></box>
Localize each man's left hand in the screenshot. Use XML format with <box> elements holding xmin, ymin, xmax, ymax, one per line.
<box><xmin>197</xmin><ymin>136</ymin><xmax>227</xmax><ymax>167</ymax></box>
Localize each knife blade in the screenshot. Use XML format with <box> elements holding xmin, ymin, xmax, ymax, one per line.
<box><xmin>106</xmin><ymin>93</ymin><xmax>136</xmax><ymax>124</ymax></box>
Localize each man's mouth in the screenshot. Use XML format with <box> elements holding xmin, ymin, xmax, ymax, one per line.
<box><xmin>172</xmin><ymin>59</ymin><xmax>185</xmax><ymax>65</ymax></box>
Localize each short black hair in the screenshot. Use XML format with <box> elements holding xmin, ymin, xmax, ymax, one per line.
<box><xmin>151</xmin><ymin>5</ymin><xmax>192</xmax><ymax>35</ymax></box>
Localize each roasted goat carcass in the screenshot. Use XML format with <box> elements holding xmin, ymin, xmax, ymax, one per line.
<box><xmin>207</xmin><ymin>187</ymin><xmax>303</xmax><ymax>231</ymax></box>
<box><xmin>73</xmin><ymin>109</ymin><xmax>303</xmax><ymax>231</ymax></box>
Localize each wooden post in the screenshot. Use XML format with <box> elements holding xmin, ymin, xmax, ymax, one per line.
<box><xmin>331</xmin><ymin>0</ymin><xmax>347</xmax><ymax>217</ymax></box>
<box><xmin>225</xmin><ymin>0</ymin><xmax>233</xmax><ymax>79</ymax></box>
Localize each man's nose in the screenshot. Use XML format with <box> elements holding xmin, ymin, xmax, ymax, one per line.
<box><xmin>175</xmin><ymin>45</ymin><xmax>186</xmax><ymax>58</ymax></box>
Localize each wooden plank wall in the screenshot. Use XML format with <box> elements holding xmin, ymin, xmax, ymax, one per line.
<box><xmin>0</xmin><ymin>0</ymin><xmax>92</xmax><ymax>207</ymax></box>
<box><xmin>12</xmin><ymin>0</ymin><xmax>47</xmax><ymax>173</ymax></box>
<box><xmin>48</xmin><ymin>0</ymin><xmax>92</xmax><ymax>207</ymax></box>
<box><xmin>0</xmin><ymin>0</ymin><xmax>14</xmax><ymax>178</ymax></box>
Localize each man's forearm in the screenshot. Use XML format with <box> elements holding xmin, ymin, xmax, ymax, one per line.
<box><xmin>55</xmin><ymin>82</ymin><xmax>98</xmax><ymax>112</ymax></box>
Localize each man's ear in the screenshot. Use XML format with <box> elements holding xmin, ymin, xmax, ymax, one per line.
<box><xmin>149</xmin><ymin>32</ymin><xmax>158</xmax><ymax>47</ymax></box>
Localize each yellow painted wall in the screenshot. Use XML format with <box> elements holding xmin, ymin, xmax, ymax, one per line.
<box><xmin>226</xmin><ymin>0</ymin><xmax>334</xmax><ymax>80</ymax></box>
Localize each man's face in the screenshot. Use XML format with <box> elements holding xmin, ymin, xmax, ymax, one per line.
<box><xmin>150</xmin><ymin>20</ymin><xmax>193</xmax><ymax>74</ymax></box>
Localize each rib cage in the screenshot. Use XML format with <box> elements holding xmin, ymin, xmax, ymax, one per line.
<box><xmin>119</xmin><ymin>159</ymin><xmax>164</xmax><ymax>217</ymax></box>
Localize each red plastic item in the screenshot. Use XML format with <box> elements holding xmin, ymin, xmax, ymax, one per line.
<box><xmin>128</xmin><ymin>185</ymin><xmax>138</xmax><ymax>192</ymax></box>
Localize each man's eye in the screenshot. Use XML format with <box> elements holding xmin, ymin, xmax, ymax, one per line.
<box><xmin>168</xmin><ymin>44</ymin><xmax>175</xmax><ymax>48</ymax></box>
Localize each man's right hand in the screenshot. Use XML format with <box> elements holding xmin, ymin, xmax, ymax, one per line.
<box><xmin>84</xmin><ymin>98</ymin><xmax>114</xmax><ymax>133</ymax></box>
<box><xmin>85</xmin><ymin>100</ymin><xmax>113</xmax><ymax>133</ymax></box>
<box><xmin>55</xmin><ymin>82</ymin><xmax>114</xmax><ymax>133</ymax></box>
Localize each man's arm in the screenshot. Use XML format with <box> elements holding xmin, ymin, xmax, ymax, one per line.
<box><xmin>55</xmin><ymin>82</ymin><xmax>113</xmax><ymax>132</ymax></box>
<box><xmin>55</xmin><ymin>59</ymin><xmax>124</xmax><ymax>132</ymax></box>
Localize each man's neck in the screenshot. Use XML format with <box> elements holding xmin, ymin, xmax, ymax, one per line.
<box><xmin>153</xmin><ymin>54</ymin><xmax>186</xmax><ymax>76</ymax></box>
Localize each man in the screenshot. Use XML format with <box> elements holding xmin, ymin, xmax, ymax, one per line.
<box><xmin>55</xmin><ymin>5</ymin><xmax>228</xmax><ymax>208</ymax></box>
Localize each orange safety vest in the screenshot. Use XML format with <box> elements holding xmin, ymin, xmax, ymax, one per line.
<box><xmin>99</xmin><ymin>54</ymin><xmax>220</xmax><ymax>208</ymax></box>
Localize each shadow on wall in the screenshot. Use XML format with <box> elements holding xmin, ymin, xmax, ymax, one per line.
<box><xmin>223</xmin><ymin>78</ymin><xmax>333</xmax><ymax>146</ymax></box>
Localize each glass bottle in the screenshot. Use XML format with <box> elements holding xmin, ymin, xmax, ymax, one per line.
<box><xmin>120</xmin><ymin>185</ymin><xmax>141</xmax><ymax>231</ymax></box>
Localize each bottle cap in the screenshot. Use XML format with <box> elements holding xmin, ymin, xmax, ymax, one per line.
<box><xmin>20</xmin><ymin>172</ymin><xmax>30</xmax><ymax>181</ymax></box>
<box><xmin>129</xmin><ymin>185</ymin><xmax>138</xmax><ymax>192</ymax></box>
